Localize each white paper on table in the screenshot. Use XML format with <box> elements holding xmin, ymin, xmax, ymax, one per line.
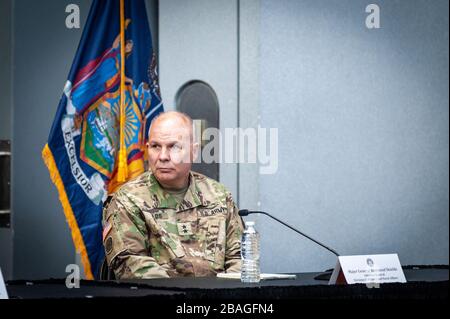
<box><xmin>217</xmin><ymin>273</ymin><xmax>296</xmax><ymax>280</ymax></box>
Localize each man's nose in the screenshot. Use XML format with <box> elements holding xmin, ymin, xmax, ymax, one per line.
<box><xmin>159</xmin><ymin>146</ymin><xmax>170</xmax><ymax>161</ymax></box>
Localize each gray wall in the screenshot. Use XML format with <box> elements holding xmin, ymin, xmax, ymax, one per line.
<box><xmin>238</xmin><ymin>0</ymin><xmax>260</xmax><ymax>211</ymax></box>
<box><xmin>0</xmin><ymin>0</ymin><xmax>13</xmax><ymax>280</ymax></box>
<box><xmin>258</xmin><ymin>0</ymin><xmax>449</xmax><ymax>273</ymax></box>
<box><xmin>0</xmin><ymin>0</ymin><xmax>12</xmax><ymax>138</ymax></box>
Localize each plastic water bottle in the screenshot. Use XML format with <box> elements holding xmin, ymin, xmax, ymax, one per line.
<box><xmin>240</xmin><ymin>221</ymin><xmax>260</xmax><ymax>283</ymax></box>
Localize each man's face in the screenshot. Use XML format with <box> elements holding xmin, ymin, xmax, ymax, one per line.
<box><xmin>147</xmin><ymin>117</ymin><xmax>197</xmax><ymax>190</ymax></box>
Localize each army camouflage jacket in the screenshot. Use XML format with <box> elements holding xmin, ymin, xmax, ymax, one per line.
<box><xmin>102</xmin><ymin>170</ymin><xmax>244</xmax><ymax>279</ymax></box>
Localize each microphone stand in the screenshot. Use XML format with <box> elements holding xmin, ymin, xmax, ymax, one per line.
<box><xmin>239</xmin><ymin>209</ymin><xmax>339</xmax><ymax>281</ymax></box>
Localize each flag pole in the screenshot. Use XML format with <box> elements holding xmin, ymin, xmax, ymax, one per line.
<box><xmin>118</xmin><ymin>0</ymin><xmax>128</xmax><ymax>182</ymax></box>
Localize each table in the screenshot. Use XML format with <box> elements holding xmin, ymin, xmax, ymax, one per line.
<box><xmin>6</xmin><ymin>266</ymin><xmax>448</xmax><ymax>300</ymax></box>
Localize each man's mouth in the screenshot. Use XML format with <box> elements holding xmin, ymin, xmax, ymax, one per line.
<box><xmin>157</xmin><ymin>168</ymin><xmax>174</xmax><ymax>172</ymax></box>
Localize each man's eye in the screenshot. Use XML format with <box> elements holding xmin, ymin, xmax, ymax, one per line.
<box><xmin>150</xmin><ymin>144</ymin><xmax>160</xmax><ymax>150</ymax></box>
<box><xmin>171</xmin><ymin>144</ymin><xmax>182</xmax><ymax>151</ymax></box>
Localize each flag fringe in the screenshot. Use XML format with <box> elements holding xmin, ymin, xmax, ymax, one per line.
<box><xmin>42</xmin><ymin>144</ymin><xmax>94</xmax><ymax>280</ymax></box>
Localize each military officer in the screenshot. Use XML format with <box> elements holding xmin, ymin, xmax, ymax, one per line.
<box><xmin>102</xmin><ymin>111</ymin><xmax>244</xmax><ymax>279</ymax></box>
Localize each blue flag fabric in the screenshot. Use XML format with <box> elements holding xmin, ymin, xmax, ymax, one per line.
<box><xmin>43</xmin><ymin>0</ymin><xmax>163</xmax><ymax>279</ymax></box>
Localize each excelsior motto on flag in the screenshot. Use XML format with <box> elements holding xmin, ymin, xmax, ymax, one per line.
<box><xmin>42</xmin><ymin>0</ymin><xmax>163</xmax><ymax>279</ymax></box>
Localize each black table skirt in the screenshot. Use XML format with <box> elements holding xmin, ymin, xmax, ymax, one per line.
<box><xmin>5</xmin><ymin>266</ymin><xmax>448</xmax><ymax>300</ymax></box>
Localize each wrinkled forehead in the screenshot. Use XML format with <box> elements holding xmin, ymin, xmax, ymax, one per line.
<box><xmin>149</xmin><ymin>117</ymin><xmax>192</xmax><ymax>143</ymax></box>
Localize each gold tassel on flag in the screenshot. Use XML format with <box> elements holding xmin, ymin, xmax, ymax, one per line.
<box><xmin>117</xmin><ymin>0</ymin><xmax>128</xmax><ymax>182</ymax></box>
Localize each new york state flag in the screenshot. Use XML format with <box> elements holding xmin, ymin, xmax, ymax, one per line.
<box><xmin>42</xmin><ymin>0</ymin><xmax>163</xmax><ymax>279</ymax></box>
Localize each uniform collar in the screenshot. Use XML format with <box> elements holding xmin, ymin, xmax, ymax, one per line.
<box><xmin>148</xmin><ymin>171</ymin><xmax>208</xmax><ymax>210</ymax></box>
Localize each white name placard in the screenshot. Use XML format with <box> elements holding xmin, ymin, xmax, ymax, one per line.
<box><xmin>0</xmin><ymin>268</ymin><xmax>8</xmax><ymax>299</ymax></box>
<box><xmin>329</xmin><ymin>254</ymin><xmax>407</xmax><ymax>285</ymax></box>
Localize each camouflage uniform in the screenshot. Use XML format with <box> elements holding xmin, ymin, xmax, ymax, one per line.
<box><xmin>102</xmin><ymin>170</ymin><xmax>244</xmax><ymax>279</ymax></box>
